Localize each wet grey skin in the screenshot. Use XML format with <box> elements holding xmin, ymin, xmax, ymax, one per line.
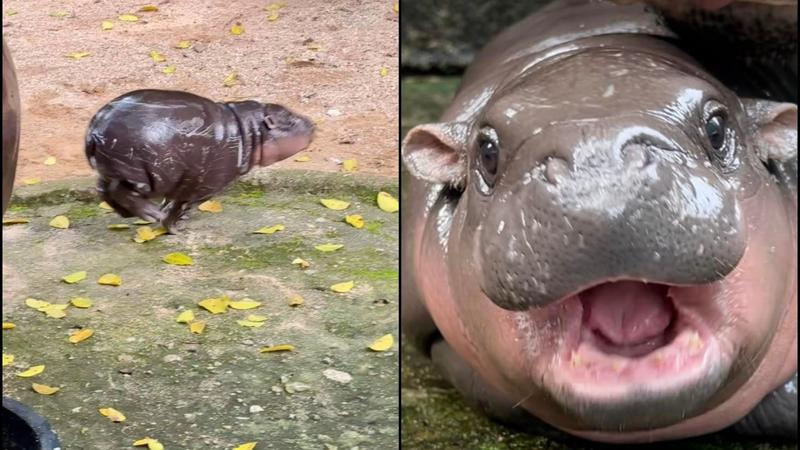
<box><xmin>2</xmin><ymin>37</ymin><xmax>21</xmax><ymax>215</ymax></box>
<box><xmin>402</xmin><ymin>0</ymin><xmax>796</xmax><ymax>442</ymax></box>
<box><xmin>85</xmin><ymin>89</ymin><xmax>315</xmax><ymax>231</ymax></box>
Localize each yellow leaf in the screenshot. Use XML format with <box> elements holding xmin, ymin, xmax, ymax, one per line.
<box><xmin>138</xmin><ymin>5</ymin><xmax>159</xmax><ymax>12</ymax></box>
<box><xmin>134</xmin><ymin>438</ymin><xmax>164</xmax><ymax>450</ymax></box>
<box><xmin>189</xmin><ymin>321</ymin><xmax>206</xmax><ymax>334</ymax></box>
<box><xmin>176</xmin><ymin>310</ymin><xmax>194</xmax><ymax>323</ymax></box>
<box><xmin>32</xmin><ymin>383</ymin><xmax>60</xmax><ymax>395</ymax></box>
<box><xmin>3</xmin><ymin>322</ymin><xmax>15</xmax><ymax>329</ymax></box>
<box><xmin>49</xmin><ymin>215</ymin><xmax>70</xmax><ymax>229</ymax></box>
<box><xmin>264</xmin><ymin>2</ymin><xmax>285</xmax><ymax>11</ymax></box>
<box><xmin>223</xmin><ymin>72</ymin><xmax>238</xmax><ymax>87</ymax></box>
<box><xmin>6</xmin><ymin>10</ymin><xmax>19</xmax><ymax>16</ymax></box>
<box><xmin>315</xmin><ymin>243</ymin><xmax>343</xmax><ymax>252</ymax></box>
<box><xmin>294</xmin><ymin>155</ymin><xmax>310</xmax><ymax>162</ymax></box>
<box><xmin>344</xmin><ymin>214</ymin><xmax>364</xmax><ymax>229</ymax></box>
<box><xmin>118</xmin><ymin>14</ymin><xmax>139</xmax><ymax>22</ymax></box>
<box><xmin>306</xmin><ymin>42</ymin><xmax>322</xmax><ymax>51</ymax></box>
<box><xmin>23</xmin><ymin>177</ymin><xmax>42</xmax><ymax>185</ymax></box>
<box><xmin>237</xmin><ymin>320</ymin><xmax>264</xmax><ymax>328</ymax></box>
<box><xmin>175</xmin><ymin>40</ymin><xmax>192</xmax><ymax>49</ymax></box>
<box><xmin>320</xmin><ymin>198</ymin><xmax>350</xmax><ymax>210</ymax></box>
<box><xmin>99</xmin><ymin>407</ymin><xmax>126</xmax><ymax>422</ymax></box>
<box><xmin>50</xmin><ymin>11</ymin><xmax>70</xmax><ymax>18</ymax></box>
<box><xmin>198</xmin><ymin>297</ymin><xmax>229</xmax><ymax>314</ymax></box>
<box><xmin>260</xmin><ymin>344</ymin><xmax>294</xmax><ymax>353</ymax></box>
<box><xmin>98</xmin><ymin>273</ymin><xmax>122</xmax><ymax>286</ymax></box>
<box><xmin>291</xmin><ymin>258</ymin><xmax>310</xmax><ymax>268</ymax></box>
<box><xmin>133</xmin><ymin>219</ymin><xmax>152</xmax><ymax>225</ymax></box>
<box><xmin>245</xmin><ymin>314</ymin><xmax>267</xmax><ymax>322</ymax></box>
<box><xmin>70</xmin><ymin>297</ymin><xmax>93</xmax><ymax>308</ymax></box>
<box><xmin>368</xmin><ymin>334</ymin><xmax>394</xmax><ymax>351</ymax></box>
<box><xmin>18</xmin><ymin>365</ymin><xmax>45</xmax><ymax>378</ymax></box>
<box><xmin>198</xmin><ymin>200</ymin><xmax>223</xmax><ymax>213</ymax></box>
<box><xmin>253</xmin><ymin>224</ymin><xmax>284</xmax><ymax>234</ymax></box>
<box><xmin>108</xmin><ymin>224</ymin><xmax>130</xmax><ymax>230</ymax></box>
<box><xmin>163</xmin><ymin>252</ymin><xmax>194</xmax><ymax>266</ymax></box>
<box><xmin>330</xmin><ymin>280</ymin><xmax>354</xmax><ymax>293</ymax></box>
<box><xmin>229</xmin><ymin>300</ymin><xmax>261</xmax><ymax>310</ymax></box>
<box><xmin>288</xmin><ymin>294</ymin><xmax>304</xmax><ymax>306</ymax></box>
<box><xmin>149</xmin><ymin>50</ymin><xmax>166</xmax><ymax>63</ymax></box>
<box><xmin>26</xmin><ymin>298</ymin><xmax>50</xmax><ymax>309</ymax></box>
<box><xmin>267</xmin><ymin>11</ymin><xmax>279</xmax><ymax>21</ymax></box>
<box><xmin>377</xmin><ymin>191</ymin><xmax>399</xmax><ymax>213</ymax></box>
<box><xmin>379</xmin><ymin>66</ymin><xmax>389</xmax><ymax>77</ymax></box>
<box><xmin>46</xmin><ymin>304</ymin><xmax>69</xmax><ymax>311</ymax></box>
<box><xmin>393</xmin><ymin>2</ymin><xmax>399</xmax><ymax>13</ymax></box>
<box><xmin>3</xmin><ymin>218</ymin><xmax>29</xmax><ymax>225</ymax></box>
<box><xmin>234</xmin><ymin>443</ymin><xmax>258</xmax><ymax>450</ymax></box>
<box><xmin>99</xmin><ymin>201</ymin><xmax>113</xmax><ymax>210</ymax></box>
<box><xmin>69</xmin><ymin>328</ymin><xmax>94</xmax><ymax>344</ymax></box>
<box><xmin>3</xmin><ymin>354</ymin><xmax>14</xmax><ymax>366</ymax></box>
<box><xmin>68</xmin><ymin>51</ymin><xmax>91</xmax><ymax>60</ymax></box>
<box><xmin>231</xmin><ymin>23</ymin><xmax>244</xmax><ymax>35</ymax></box>
<box><xmin>342</xmin><ymin>159</ymin><xmax>358</xmax><ymax>172</ymax></box>
<box><xmin>43</xmin><ymin>306</ymin><xmax>67</xmax><ymax>319</ymax></box>
<box><xmin>62</xmin><ymin>271</ymin><xmax>87</xmax><ymax>284</ymax></box>
<box><xmin>162</xmin><ymin>65</ymin><xmax>177</xmax><ymax>74</ymax></box>
<box><xmin>101</xmin><ymin>20</ymin><xmax>114</xmax><ymax>30</ymax></box>
<box><xmin>136</xmin><ymin>226</ymin><xmax>158</xmax><ymax>242</ymax></box>
<box><xmin>44</xmin><ymin>156</ymin><xmax>57</xmax><ymax>165</ymax></box>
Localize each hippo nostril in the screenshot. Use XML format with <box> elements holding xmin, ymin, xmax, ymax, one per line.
<box><xmin>544</xmin><ymin>156</ymin><xmax>570</xmax><ymax>184</ymax></box>
<box><xmin>621</xmin><ymin>143</ymin><xmax>650</xmax><ymax>169</ymax></box>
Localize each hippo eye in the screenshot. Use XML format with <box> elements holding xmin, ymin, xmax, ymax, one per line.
<box><xmin>705</xmin><ymin>114</ymin><xmax>726</xmax><ymax>151</ymax></box>
<box><xmin>477</xmin><ymin>127</ymin><xmax>500</xmax><ymax>188</ymax></box>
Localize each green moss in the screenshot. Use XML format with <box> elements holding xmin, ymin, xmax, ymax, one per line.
<box><xmin>66</xmin><ymin>204</ymin><xmax>102</xmax><ymax>219</ymax></box>
<box><xmin>347</xmin><ymin>268</ymin><xmax>398</xmax><ymax>282</ymax></box>
<box><xmin>214</xmin><ymin>238</ymin><xmax>309</xmax><ymax>270</ymax></box>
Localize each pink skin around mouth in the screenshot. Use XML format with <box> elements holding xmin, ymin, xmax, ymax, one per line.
<box><xmin>255</xmin><ymin>134</ymin><xmax>312</xmax><ymax>167</ymax></box>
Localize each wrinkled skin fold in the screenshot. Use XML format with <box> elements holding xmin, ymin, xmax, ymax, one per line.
<box><xmin>401</xmin><ymin>0</ymin><xmax>797</xmax><ymax>443</ymax></box>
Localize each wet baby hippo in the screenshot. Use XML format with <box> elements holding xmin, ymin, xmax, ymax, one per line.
<box><xmin>85</xmin><ymin>89</ymin><xmax>314</xmax><ymax>231</ymax></box>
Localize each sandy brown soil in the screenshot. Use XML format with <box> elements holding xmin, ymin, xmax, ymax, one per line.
<box><xmin>2</xmin><ymin>0</ymin><xmax>399</xmax><ymax>185</ymax></box>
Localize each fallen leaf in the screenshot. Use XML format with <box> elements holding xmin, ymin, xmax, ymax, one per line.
<box><xmin>341</xmin><ymin>159</ymin><xmax>358</xmax><ymax>172</ymax></box>
<box><xmin>176</xmin><ymin>310</ymin><xmax>194</xmax><ymax>323</ymax></box>
<box><xmin>260</xmin><ymin>344</ymin><xmax>294</xmax><ymax>353</ymax></box>
<box><xmin>229</xmin><ymin>300</ymin><xmax>261</xmax><ymax>310</ymax></box>
<box><xmin>320</xmin><ymin>198</ymin><xmax>350</xmax><ymax>210</ymax></box>
<box><xmin>3</xmin><ymin>354</ymin><xmax>14</xmax><ymax>366</ymax></box>
<box><xmin>149</xmin><ymin>50</ymin><xmax>166</xmax><ymax>63</ymax></box>
<box><xmin>291</xmin><ymin>258</ymin><xmax>310</xmax><ymax>268</ymax></box>
<box><xmin>255</xmin><ymin>224</ymin><xmax>285</xmax><ymax>235</ymax></box>
<box><xmin>379</xmin><ymin>66</ymin><xmax>389</xmax><ymax>77</ymax></box>
<box><xmin>118</xmin><ymin>14</ymin><xmax>139</xmax><ymax>22</ymax></box>
<box><xmin>189</xmin><ymin>321</ymin><xmax>206</xmax><ymax>334</ymax></box>
<box><xmin>198</xmin><ymin>297</ymin><xmax>229</xmax><ymax>314</ymax></box>
<box><xmin>134</xmin><ymin>438</ymin><xmax>164</xmax><ymax>450</ymax></box>
<box><xmin>70</xmin><ymin>297</ymin><xmax>92</xmax><ymax>308</ymax></box>
<box><xmin>133</xmin><ymin>219</ymin><xmax>152</xmax><ymax>225</ymax></box>
<box><xmin>163</xmin><ymin>252</ymin><xmax>194</xmax><ymax>266</ymax></box>
<box><xmin>32</xmin><ymin>383</ymin><xmax>60</xmax><ymax>395</ymax></box>
<box><xmin>245</xmin><ymin>314</ymin><xmax>267</xmax><ymax>322</ymax></box>
<box><xmin>264</xmin><ymin>2</ymin><xmax>285</xmax><ymax>11</ymax></box>
<box><xmin>99</xmin><ymin>201</ymin><xmax>113</xmax><ymax>210</ymax></box>
<box><xmin>368</xmin><ymin>334</ymin><xmax>394</xmax><ymax>351</ymax></box>
<box><xmin>101</xmin><ymin>20</ymin><xmax>114</xmax><ymax>30</ymax></box>
<box><xmin>267</xmin><ymin>10</ymin><xmax>279</xmax><ymax>21</ymax></box>
<box><xmin>108</xmin><ymin>224</ymin><xmax>130</xmax><ymax>230</ymax></box>
<box><xmin>99</xmin><ymin>407</ymin><xmax>126</xmax><ymax>422</ymax></box>
<box><xmin>43</xmin><ymin>306</ymin><xmax>67</xmax><ymax>319</ymax></box>
<box><xmin>306</xmin><ymin>42</ymin><xmax>322</xmax><ymax>51</ymax></box>
<box><xmin>45</xmin><ymin>304</ymin><xmax>69</xmax><ymax>311</ymax></box>
<box><xmin>3</xmin><ymin>218</ymin><xmax>30</xmax><ymax>225</ymax></box>
<box><xmin>26</xmin><ymin>298</ymin><xmax>50</xmax><ymax>309</ymax></box>
<box><xmin>344</xmin><ymin>214</ymin><xmax>364</xmax><ymax>229</ymax></box>
<box><xmin>135</xmin><ymin>226</ymin><xmax>158</xmax><ymax>242</ymax></box>
<box><xmin>231</xmin><ymin>22</ymin><xmax>244</xmax><ymax>35</ymax></box>
<box><xmin>223</xmin><ymin>72</ymin><xmax>238</xmax><ymax>87</ymax></box>
<box><xmin>68</xmin><ymin>52</ymin><xmax>91</xmax><ymax>60</ymax></box>
<box><xmin>3</xmin><ymin>322</ymin><xmax>15</xmax><ymax>329</ymax></box>
<box><xmin>233</xmin><ymin>443</ymin><xmax>258</xmax><ymax>450</ymax></box>
<box><xmin>18</xmin><ymin>365</ymin><xmax>45</xmax><ymax>378</ymax></box>
<box><xmin>198</xmin><ymin>200</ymin><xmax>223</xmax><ymax>213</ymax></box>
<box><xmin>68</xmin><ymin>329</ymin><xmax>94</xmax><ymax>344</ymax></box>
<box><xmin>23</xmin><ymin>177</ymin><xmax>41</xmax><ymax>185</ymax></box>
<box><xmin>6</xmin><ymin>10</ymin><xmax>18</xmax><ymax>16</ymax></box>
<box><xmin>237</xmin><ymin>320</ymin><xmax>264</xmax><ymax>328</ymax></box>
<box><xmin>44</xmin><ymin>156</ymin><xmax>57</xmax><ymax>165</ymax></box>
<box><xmin>162</xmin><ymin>65</ymin><xmax>176</xmax><ymax>74</ymax></box>
<box><xmin>138</xmin><ymin>5</ymin><xmax>159</xmax><ymax>12</ymax></box>
<box><xmin>315</xmin><ymin>243</ymin><xmax>343</xmax><ymax>252</ymax></box>
<box><xmin>330</xmin><ymin>280</ymin><xmax>354</xmax><ymax>293</ymax></box>
<box><xmin>294</xmin><ymin>155</ymin><xmax>310</xmax><ymax>162</ymax></box>
<box><xmin>377</xmin><ymin>191</ymin><xmax>399</xmax><ymax>213</ymax></box>
<box><xmin>175</xmin><ymin>40</ymin><xmax>192</xmax><ymax>49</ymax></box>
<box><xmin>288</xmin><ymin>294</ymin><xmax>304</xmax><ymax>306</ymax></box>
<box><xmin>49</xmin><ymin>215</ymin><xmax>70</xmax><ymax>229</ymax></box>
<box><xmin>393</xmin><ymin>2</ymin><xmax>399</xmax><ymax>13</ymax></box>
<box><xmin>50</xmin><ymin>11</ymin><xmax>70</xmax><ymax>18</ymax></box>
<box><xmin>97</xmin><ymin>273</ymin><xmax>122</xmax><ymax>286</ymax></box>
<box><xmin>62</xmin><ymin>271</ymin><xmax>87</xmax><ymax>284</ymax></box>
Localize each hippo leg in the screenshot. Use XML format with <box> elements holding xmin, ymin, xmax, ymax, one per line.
<box><xmin>102</xmin><ymin>178</ymin><xmax>165</xmax><ymax>223</ymax></box>
<box><xmin>731</xmin><ymin>373</ymin><xmax>798</xmax><ymax>439</ymax></box>
<box><xmin>161</xmin><ymin>201</ymin><xmax>189</xmax><ymax>233</ymax></box>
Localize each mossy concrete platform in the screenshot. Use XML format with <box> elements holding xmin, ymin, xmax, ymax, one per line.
<box><xmin>2</xmin><ymin>169</ymin><xmax>398</xmax><ymax>449</ymax></box>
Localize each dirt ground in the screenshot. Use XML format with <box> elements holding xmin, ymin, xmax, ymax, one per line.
<box><xmin>2</xmin><ymin>0</ymin><xmax>399</xmax><ymax>184</ymax></box>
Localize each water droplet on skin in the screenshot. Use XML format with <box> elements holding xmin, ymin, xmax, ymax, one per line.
<box><xmin>653</xmin><ymin>252</ymin><xmax>661</xmax><ymax>262</ymax></box>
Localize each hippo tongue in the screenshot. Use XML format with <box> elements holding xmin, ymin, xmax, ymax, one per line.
<box><xmin>581</xmin><ymin>281</ymin><xmax>674</xmax><ymax>347</ymax></box>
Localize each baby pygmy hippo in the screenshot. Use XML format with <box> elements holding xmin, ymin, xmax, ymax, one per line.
<box><xmin>85</xmin><ymin>89</ymin><xmax>314</xmax><ymax>231</ymax></box>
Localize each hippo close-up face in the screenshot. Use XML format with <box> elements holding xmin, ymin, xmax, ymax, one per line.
<box><xmin>403</xmin><ymin>40</ymin><xmax>796</xmax><ymax>441</ymax></box>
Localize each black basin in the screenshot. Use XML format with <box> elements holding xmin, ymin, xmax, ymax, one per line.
<box><xmin>2</xmin><ymin>397</ymin><xmax>61</xmax><ymax>450</ymax></box>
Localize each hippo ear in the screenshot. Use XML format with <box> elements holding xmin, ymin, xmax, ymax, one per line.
<box><xmin>742</xmin><ymin>99</ymin><xmax>797</xmax><ymax>164</ymax></box>
<box><xmin>402</xmin><ymin>122</ymin><xmax>470</xmax><ymax>188</ymax></box>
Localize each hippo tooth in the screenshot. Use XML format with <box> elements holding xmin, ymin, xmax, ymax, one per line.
<box><xmin>570</xmin><ymin>351</ymin><xmax>583</xmax><ymax>368</ymax></box>
<box><xmin>688</xmin><ymin>332</ymin><xmax>704</xmax><ymax>350</ymax></box>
